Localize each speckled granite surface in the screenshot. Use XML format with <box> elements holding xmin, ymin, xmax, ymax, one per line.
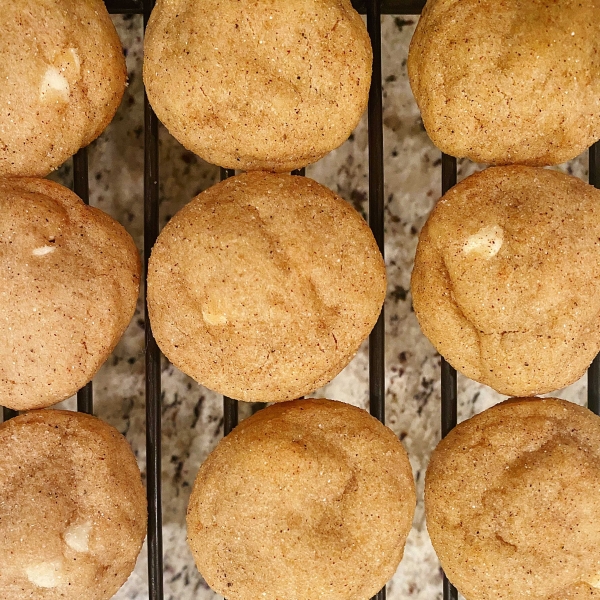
<box><xmin>47</xmin><ymin>12</ymin><xmax>591</xmax><ymax>600</ymax></box>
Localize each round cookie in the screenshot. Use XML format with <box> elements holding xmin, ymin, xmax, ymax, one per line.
<box><xmin>0</xmin><ymin>0</ymin><xmax>126</xmax><ymax>176</ymax></box>
<box><xmin>0</xmin><ymin>177</ymin><xmax>140</xmax><ymax>410</ymax></box>
<box><xmin>147</xmin><ymin>172</ymin><xmax>386</xmax><ymax>403</ymax></box>
<box><xmin>407</xmin><ymin>0</ymin><xmax>600</xmax><ymax>166</ymax></box>
<box><xmin>425</xmin><ymin>397</ymin><xmax>600</xmax><ymax>600</ymax></box>
<box><xmin>143</xmin><ymin>0</ymin><xmax>372</xmax><ymax>172</ymax></box>
<box><xmin>411</xmin><ymin>166</ymin><xmax>600</xmax><ymax>397</ymax></box>
<box><xmin>187</xmin><ymin>398</ymin><xmax>416</xmax><ymax>600</ymax></box>
<box><xmin>0</xmin><ymin>409</ymin><xmax>147</xmax><ymax>600</ymax></box>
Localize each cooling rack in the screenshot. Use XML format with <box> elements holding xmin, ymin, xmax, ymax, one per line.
<box><xmin>3</xmin><ymin>1</ymin><xmax>599</xmax><ymax>600</ymax></box>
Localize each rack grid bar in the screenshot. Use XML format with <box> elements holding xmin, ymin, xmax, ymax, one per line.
<box><xmin>440</xmin><ymin>153</ymin><xmax>458</xmax><ymax>600</ymax></box>
<box><xmin>219</xmin><ymin>169</ymin><xmax>240</xmax><ymax>437</ymax></box>
<box><xmin>589</xmin><ymin>142</ymin><xmax>600</xmax><ymax>416</ymax></box>
<box><xmin>367</xmin><ymin>0</ymin><xmax>386</xmax><ymax>425</ymax></box>
<box><xmin>367</xmin><ymin>1</ymin><xmax>386</xmax><ymax>599</ymax></box>
<box><xmin>143</xmin><ymin>0</ymin><xmax>163</xmax><ymax>598</ymax></box>
<box><xmin>73</xmin><ymin>148</ymin><xmax>94</xmax><ymax>415</ymax></box>
<box><xmin>104</xmin><ymin>0</ymin><xmax>428</xmax><ymax>15</ymax></box>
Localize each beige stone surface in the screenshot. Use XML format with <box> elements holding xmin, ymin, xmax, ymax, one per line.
<box><xmin>408</xmin><ymin>0</ymin><xmax>600</xmax><ymax>166</ymax></box>
<box><xmin>0</xmin><ymin>409</ymin><xmax>147</xmax><ymax>600</ymax></box>
<box><xmin>0</xmin><ymin>0</ymin><xmax>126</xmax><ymax>176</ymax></box>
<box><xmin>187</xmin><ymin>398</ymin><xmax>416</xmax><ymax>600</ymax></box>
<box><xmin>0</xmin><ymin>177</ymin><xmax>140</xmax><ymax>410</ymax></box>
<box><xmin>411</xmin><ymin>166</ymin><xmax>600</xmax><ymax>396</ymax></box>
<box><xmin>426</xmin><ymin>398</ymin><xmax>600</xmax><ymax>600</ymax></box>
<box><xmin>143</xmin><ymin>0</ymin><xmax>372</xmax><ymax>171</ymax></box>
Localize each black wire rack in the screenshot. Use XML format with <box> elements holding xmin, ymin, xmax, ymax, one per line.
<box><xmin>2</xmin><ymin>1</ymin><xmax>599</xmax><ymax>600</ymax></box>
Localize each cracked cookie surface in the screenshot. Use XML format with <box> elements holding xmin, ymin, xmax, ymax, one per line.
<box><xmin>411</xmin><ymin>165</ymin><xmax>600</xmax><ymax>396</ymax></box>
<box><xmin>143</xmin><ymin>0</ymin><xmax>372</xmax><ymax>171</ymax></box>
<box><xmin>187</xmin><ymin>398</ymin><xmax>416</xmax><ymax>600</ymax></box>
<box><xmin>0</xmin><ymin>409</ymin><xmax>147</xmax><ymax>600</ymax></box>
<box><xmin>407</xmin><ymin>0</ymin><xmax>600</xmax><ymax>166</ymax></box>
<box><xmin>147</xmin><ymin>171</ymin><xmax>385</xmax><ymax>403</ymax></box>
<box><xmin>0</xmin><ymin>177</ymin><xmax>140</xmax><ymax>410</ymax></box>
<box><xmin>0</xmin><ymin>0</ymin><xmax>126</xmax><ymax>176</ymax></box>
<box><xmin>426</xmin><ymin>398</ymin><xmax>600</xmax><ymax>600</ymax></box>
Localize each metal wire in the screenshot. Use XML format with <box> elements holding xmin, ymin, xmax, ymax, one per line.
<box><xmin>219</xmin><ymin>168</ymin><xmax>240</xmax><ymax>437</ymax></box>
<box><xmin>589</xmin><ymin>142</ymin><xmax>600</xmax><ymax>416</ymax></box>
<box><xmin>104</xmin><ymin>0</ymin><xmax>428</xmax><ymax>14</ymax></box>
<box><xmin>440</xmin><ymin>153</ymin><xmax>458</xmax><ymax>600</ymax></box>
<box><xmin>73</xmin><ymin>148</ymin><xmax>94</xmax><ymax>415</ymax></box>
<box><xmin>142</xmin><ymin>0</ymin><xmax>164</xmax><ymax>598</ymax></box>
<box><xmin>366</xmin><ymin>1</ymin><xmax>386</xmax><ymax>598</ymax></box>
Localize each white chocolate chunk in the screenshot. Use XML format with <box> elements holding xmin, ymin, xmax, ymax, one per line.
<box><xmin>586</xmin><ymin>574</ymin><xmax>600</xmax><ymax>589</ymax></box>
<box><xmin>32</xmin><ymin>245</ymin><xmax>56</xmax><ymax>256</ymax></box>
<box><xmin>202</xmin><ymin>308</ymin><xmax>228</xmax><ymax>326</ymax></box>
<box><xmin>26</xmin><ymin>560</ymin><xmax>64</xmax><ymax>588</ymax></box>
<box><xmin>40</xmin><ymin>67</ymin><xmax>70</xmax><ymax>102</ymax></box>
<box><xmin>463</xmin><ymin>225</ymin><xmax>504</xmax><ymax>258</ymax></box>
<box><xmin>68</xmin><ymin>48</ymin><xmax>81</xmax><ymax>74</ymax></box>
<box><xmin>64</xmin><ymin>521</ymin><xmax>92</xmax><ymax>553</ymax></box>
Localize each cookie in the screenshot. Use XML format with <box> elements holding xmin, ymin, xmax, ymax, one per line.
<box><xmin>0</xmin><ymin>0</ymin><xmax>126</xmax><ymax>176</ymax></box>
<box><xmin>0</xmin><ymin>409</ymin><xmax>147</xmax><ymax>600</ymax></box>
<box><xmin>143</xmin><ymin>0</ymin><xmax>372</xmax><ymax>171</ymax></box>
<box><xmin>411</xmin><ymin>166</ymin><xmax>600</xmax><ymax>396</ymax></box>
<box><xmin>187</xmin><ymin>398</ymin><xmax>416</xmax><ymax>600</ymax></box>
<box><xmin>426</xmin><ymin>397</ymin><xmax>600</xmax><ymax>600</ymax></box>
<box><xmin>408</xmin><ymin>0</ymin><xmax>600</xmax><ymax>166</ymax></box>
<box><xmin>0</xmin><ymin>177</ymin><xmax>140</xmax><ymax>410</ymax></box>
<box><xmin>147</xmin><ymin>172</ymin><xmax>386</xmax><ymax>402</ymax></box>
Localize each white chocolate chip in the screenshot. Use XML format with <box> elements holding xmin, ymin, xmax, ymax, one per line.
<box><xmin>586</xmin><ymin>575</ymin><xmax>600</xmax><ymax>589</ymax></box>
<box><xmin>26</xmin><ymin>560</ymin><xmax>64</xmax><ymax>588</ymax></box>
<box><xmin>202</xmin><ymin>308</ymin><xmax>228</xmax><ymax>326</ymax></box>
<box><xmin>68</xmin><ymin>48</ymin><xmax>81</xmax><ymax>74</ymax></box>
<box><xmin>40</xmin><ymin>67</ymin><xmax>70</xmax><ymax>102</ymax></box>
<box><xmin>463</xmin><ymin>225</ymin><xmax>504</xmax><ymax>258</ymax></box>
<box><xmin>64</xmin><ymin>521</ymin><xmax>92</xmax><ymax>553</ymax></box>
<box><xmin>32</xmin><ymin>245</ymin><xmax>56</xmax><ymax>256</ymax></box>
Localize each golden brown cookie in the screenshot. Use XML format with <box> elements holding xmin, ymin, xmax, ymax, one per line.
<box><xmin>426</xmin><ymin>397</ymin><xmax>600</xmax><ymax>600</ymax></box>
<box><xmin>0</xmin><ymin>177</ymin><xmax>140</xmax><ymax>410</ymax></box>
<box><xmin>143</xmin><ymin>0</ymin><xmax>372</xmax><ymax>171</ymax></box>
<box><xmin>0</xmin><ymin>409</ymin><xmax>147</xmax><ymax>600</ymax></box>
<box><xmin>148</xmin><ymin>172</ymin><xmax>385</xmax><ymax>402</ymax></box>
<box><xmin>408</xmin><ymin>0</ymin><xmax>600</xmax><ymax>166</ymax></box>
<box><xmin>0</xmin><ymin>0</ymin><xmax>126</xmax><ymax>177</ymax></box>
<box><xmin>411</xmin><ymin>166</ymin><xmax>600</xmax><ymax>397</ymax></box>
<box><xmin>187</xmin><ymin>398</ymin><xmax>416</xmax><ymax>600</ymax></box>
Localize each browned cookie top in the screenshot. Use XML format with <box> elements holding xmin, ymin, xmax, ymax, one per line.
<box><xmin>0</xmin><ymin>0</ymin><xmax>126</xmax><ymax>176</ymax></box>
<box><xmin>187</xmin><ymin>398</ymin><xmax>416</xmax><ymax>600</ymax></box>
<box><xmin>411</xmin><ymin>166</ymin><xmax>600</xmax><ymax>396</ymax></box>
<box><xmin>0</xmin><ymin>409</ymin><xmax>147</xmax><ymax>600</ymax></box>
<box><xmin>0</xmin><ymin>177</ymin><xmax>140</xmax><ymax>410</ymax></box>
<box><xmin>148</xmin><ymin>172</ymin><xmax>386</xmax><ymax>402</ymax></box>
<box><xmin>408</xmin><ymin>0</ymin><xmax>600</xmax><ymax>166</ymax></box>
<box><xmin>143</xmin><ymin>0</ymin><xmax>372</xmax><ymax>171</ymax></box>
<box><xmin>426</xmin><ymin>398</ymin><xmax>600</xmax><ymax>600</ymax></box>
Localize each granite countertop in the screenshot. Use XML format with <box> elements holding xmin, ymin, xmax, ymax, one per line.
<box><xmin>48</xmin><ymin>12</ymin><xmax>590</xmax><ymax>600</ymax></box>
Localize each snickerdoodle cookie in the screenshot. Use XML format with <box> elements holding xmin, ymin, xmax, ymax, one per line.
<box><xmin>411</xmin><ymin>166</ymin><xmax>600</xmax><ymax>396</ymax></box>
<box><xmin>0</xmin><ymin>177</ymin><xmax>140</xmax><ymax>410</ymax></box>
<box><xmin>426</xmin><ymin>397</ymin><xmax>600</xmax><ymax>600</ymax></box>
<box><xmin>0</xmin><ymin>0</ymin><xmax>126</xmax><ymax>176</ymax></box>
<box><xmin>408</xmin><ymin>0</ymin><xmax>600</xmax><ymax>166</ymax></box>
<box><xmin>0</xmin><ymin>409</ymin><xmax>147</xmax><ymax>600</ymax></box>
<box><xmin>147</xmin><ymin>172</ymin><xmax>385</xmax><ymax>402</ymax></box>
<box><xmin>187</xmin><ymin>398</ymin><xmax>416</xmax><ymax>600</ymax></box>
<box><xmin>143</xmin><ymin>0</ymin><xmax>372</xmax><ymax>171</ymax></box>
